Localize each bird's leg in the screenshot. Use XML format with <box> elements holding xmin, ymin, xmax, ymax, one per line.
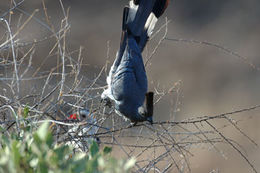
<box><xmin>100</xmin><ymin>97</ymin><xmax>112</xmax><ymax>108</ymax></box>
<box><xmin>127</xmin><ymin>121</ymin><xmax>138</xmax><ymax>128</ymax></box>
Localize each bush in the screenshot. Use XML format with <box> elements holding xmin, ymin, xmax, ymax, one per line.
<box><xmin>0</xmin><ymin>122</ymin><xmax>135</xmax><ymax>173</ymax></box>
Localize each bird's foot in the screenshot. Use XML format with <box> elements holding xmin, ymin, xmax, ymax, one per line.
<box><xmin>127</xmin><ymin>122</ymin><xmax>137</xmax><ymax>128</ymax></box>
<box><xmin>101</xmin><ymin>98</ymin><xmax>112</xmax><ymax>108</ymax></box>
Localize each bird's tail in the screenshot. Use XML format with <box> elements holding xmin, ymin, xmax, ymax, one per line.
<box><xmin>126</xmin><ymin>0</ymin><xmax>156</xmax><ymax>37</ymax></box>
<box><xmin>145</xmin><ymin>92</ymin><xmax>154</xmax><ymax>122</ymax></box>
<box><xmin>113</xmin><ymin>0</ymin><xmax>170</xmax><ymax>70</ymax></box>
<box><xmin>153</xmin><ymin>0</ymin><xmax>170</xmax><ymax>18</ymax></box>
<box><xmin>124</xmin><ymin>0</ymin><xmax>170</xmax><ymax>51</ymax></box>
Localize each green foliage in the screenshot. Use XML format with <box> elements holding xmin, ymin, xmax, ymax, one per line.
<box><xmin>23</xmin><ymin>105</ymin><xmax>29</xmax><ymax>118</ymax></box>
<box><xmin>0</xmin><ymin>122</ymin><xmax>135</xmax><ymax>173</ymax></box>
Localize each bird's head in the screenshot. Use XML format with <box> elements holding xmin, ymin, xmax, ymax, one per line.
<box><xmin>138</xmin><ymin>106</ymin><xmax>153</xmax><ymax>124</ymax></box>
<box><xmin>68</xmin><ymin>109</ymin><xmax>90</xmax><ymax>120</ymax></box>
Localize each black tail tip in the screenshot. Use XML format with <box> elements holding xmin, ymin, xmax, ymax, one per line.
<box><xmin>153</xmin><ymin>0</ymin><xmax>170</xmax><ymax>18</ymax></box>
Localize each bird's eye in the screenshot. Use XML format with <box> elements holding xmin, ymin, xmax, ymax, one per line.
<box><xmin>81</xmin><ymin>114</ymin><xmax>86</xmax><ymax>119</ymax></box>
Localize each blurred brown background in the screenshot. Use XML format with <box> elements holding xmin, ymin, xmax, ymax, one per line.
<box><xmin>1</xmin><ymin>0</ymin><xmax>260</xmax><ymax>172</ymax></box>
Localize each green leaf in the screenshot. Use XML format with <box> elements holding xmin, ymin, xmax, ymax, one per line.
<box><xmin>103</xmin><ymin>146</ymin><xmax>112</xmax><ymax>155</ymax></box>
<box><xmin>89</xmin><ymin>141</ymin><xmax>99</xmax><ymax>158</ymax></box>
<box><xmin>29</xmin><ymin>158</ymin><xmax>38</xmax><ymax>168</ymax></box>
<box><xmin>38</xmin><ymin>160</ymin><xmax>48</xmax><ymax>173</ymax></box>
<box><xmin>12</xmin><ymin>140</ymin><xmax>21</xmax><ymax>168</ymax></box>
<box><xmin>45</xmin><ymin>132</ymin><xmax>53</xmax><ymax>148</ymax></box>
<box><xmin>0</xmin><ymin>127</ymin><xmax>4</xmax><ymax>133</ymax></box>
<box><xmin>36</xmin><ymin>122</ymin><xmax>50</xmax><ymax>141</ymax></box>
<box><xmin>53</xmin><ymin>145</ymin><xmax>69</xmax><ymax>161</ymax></box>
<box><xmin>23</xmin><ymin>105</ymin><xmax>29</xmax><ymax>118</ymax></box>
<box><xmin>0</xmin><ymin>155</ymin><xmax>8</xmax><ymax>165</ymax></box>
<box><xmin>124</xmin><ymin>157</ymin><xmax>136</xmax><ymax>171</ymax></box>
<box><xmin>71</xmin><ymin>157</ymin><xmax>87</xmax><ymax>173</ymax></box>
<box><xmin>33</xmin><ymin>133</ymin><xmax>42</xmax><ymax>146</ymax></box>
<box><xmin>1</xmin><ymin>135</ymin><xmax>10</xmax><ymax>147</ymax></box>
<box><xmin>86</xmin><ymin>158</ymin><xmax>99</xmax><ymax>173</ymax></box>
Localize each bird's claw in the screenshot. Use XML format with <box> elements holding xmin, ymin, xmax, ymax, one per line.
<box><xmin>128</xmin><ymin>122</ymin><xmax>137</xmax><ymax>128</ymax></box>
<box><xmin>101</xmin><ymin>98</ymin><xmax>112</xmax><ymax>108</ymax></box>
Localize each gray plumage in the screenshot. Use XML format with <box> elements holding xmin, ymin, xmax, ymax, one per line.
<box><xmin>101</xmin><ymin>0</ymin><xmax>169</xmax><ymax>123</ymax></box>
<box><xmin>111</xmin><ymin>35</ymin><xmax>148</xmax><ymax>122</ymax></box>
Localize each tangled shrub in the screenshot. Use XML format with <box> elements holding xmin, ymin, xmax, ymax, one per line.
<box><xmin>0</xmin><ymin>122</ymin><xmax>135</xmax><ymax>173</ymax></box>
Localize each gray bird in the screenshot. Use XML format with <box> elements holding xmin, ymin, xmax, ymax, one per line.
<box><xmin>101</xmin><ymin>0</ymin><xmax>169</xmax><ymax>123</ymax></box>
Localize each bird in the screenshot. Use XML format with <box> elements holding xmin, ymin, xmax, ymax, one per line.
<box><xmin>66</xmin><ymin>108</ymin><xmax>99</xmax><ymax>152</ymax></box>
<box><xmin>101</xmin><ymin>0</ymin><xmax>169</xmax><ymax>123</ymax></box>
